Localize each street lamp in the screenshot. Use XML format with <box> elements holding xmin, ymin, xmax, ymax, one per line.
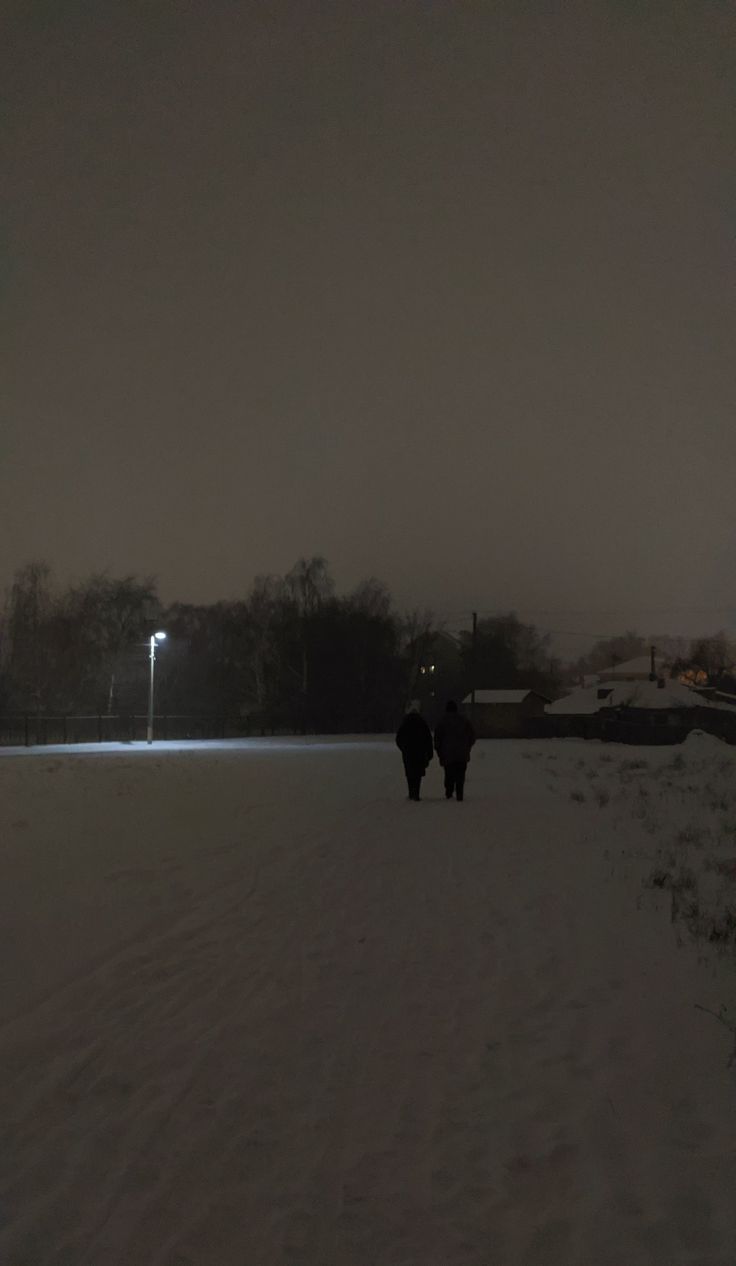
<box><xmin>147</xmin><ymin>631</ymin><xmax>167</xmax><ymax>744</ymax></box>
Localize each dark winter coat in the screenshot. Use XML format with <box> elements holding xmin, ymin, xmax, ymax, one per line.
<box><xmin>434</xmin><ymin>712</ymin><xmax>476</xmax><ymax>766</ymax></box>
<box><xmin>396</xmin><ymin>712</ymin><xmax>434</xmax><ymax>770</ymax></box>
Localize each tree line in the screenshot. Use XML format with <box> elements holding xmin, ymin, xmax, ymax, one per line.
<box><xmin>0</xmin><ymin>558</ymin><xmax>562</xmax><ymax>731</ymax></box>
<box><xmin>1</xmin><ymin>559</ymin><xmax>731</xmax><ymax>732</ymax></box>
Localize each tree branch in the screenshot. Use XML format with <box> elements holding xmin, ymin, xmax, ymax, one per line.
<box><xmin>694</xmin><ymin>1003</ymin><xmax>736</xmax><ymax>1068</ymax></box>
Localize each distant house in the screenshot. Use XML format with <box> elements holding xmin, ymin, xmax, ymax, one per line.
<box><xmin>462</xmin><ymin>689</ymin><xmax>550</xmax><ymax>738</ymax></box>
<box><xmin>548</xmin><ymin>678</ymin><xmax>705</xmax><ymax>716</ymax></box>
<box><xmin>582</xmin><ymin>654</ymin><xmax>669</xmax><ymax>688</ymax></box>
<box><xmin>545</xmin><ymin>676</ymin><xmax>736</xmax><ymax>744</ymax></box>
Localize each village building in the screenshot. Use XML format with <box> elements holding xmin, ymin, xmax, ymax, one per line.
<box><xmin>545</xmin><ymin>671</ymin><xmax>736</xmax><ymax>744</ymax></box>
<box><xmin>462</xmin><ymin>690</ymin><xmax>550</xmax><ymax>738</ymax></box>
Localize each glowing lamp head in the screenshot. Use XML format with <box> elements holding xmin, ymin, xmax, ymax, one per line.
<box><xmin>154</xmin><ymin>631</ymin><xmax>167</xmax><ymax>641</ymax></box>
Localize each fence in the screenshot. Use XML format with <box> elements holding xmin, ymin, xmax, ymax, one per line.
<box><xmin>0</xmin><ymin>714</ymin><xmax>262</xmax><ymax>747</ymax></box>
<box><xmin>523</xmin><ymin>707</ymin><xmax>736</xmax><ymax>746</ymax></box>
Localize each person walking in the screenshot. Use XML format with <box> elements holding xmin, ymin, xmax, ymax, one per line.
<box><xmin>395</xmin><ymin>701</ymin><xmax>434</xmax><ymax>801</ymax></box>
<box><xmin>434</xmin><ymin>699</ymin><xmax>476</xmax><ymax>801</ymax></box>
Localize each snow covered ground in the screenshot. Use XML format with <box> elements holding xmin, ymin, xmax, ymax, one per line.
<box><xmin>1</xmin><ymin>736</ymin><xmax>735</xmax><ymax>1265</ymax></box>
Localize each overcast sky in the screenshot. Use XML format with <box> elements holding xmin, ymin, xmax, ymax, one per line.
<box><xmin>3</xmin><ymin>0</ymin><xmax>734</xmax><ymax>649</ymax></box>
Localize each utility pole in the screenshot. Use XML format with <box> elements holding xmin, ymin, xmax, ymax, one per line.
<box><xmin>471</xmin><ymin>611</ymin><xmax>478</xmax><ymax>722</ymax></box>
<box><xmin>146</xmin><ymin>631</ymin><xmax>167</xmax><ymax>743</ymax></box>
<box><xmin>649</xmin><ymin>644</ymin><xmax>657</xmax><ymax>682</ymax></box>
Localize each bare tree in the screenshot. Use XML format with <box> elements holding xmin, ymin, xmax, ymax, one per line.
<box><xmin>285</xmin><ymin>556</ymin><xmax>335</xmax><ymax>708</ymax></box>
<box><xmin>61</xmin><ymin>573</ymin><xmax>159</xmax><ymax>711</ymax></box>
<box><xmin>243</xmin><ymin>574</ymin><xmax>286</xmax><ymax>713</ymax></box>
<box><xmin>2</xmin><ymin>562</ymin><xmax>56</xmax><ymax>711</ymax></box>
<box><xmin>673</xmin><ymin>632</ymin><xmax>736</xmax><ymax>688</ymax></box>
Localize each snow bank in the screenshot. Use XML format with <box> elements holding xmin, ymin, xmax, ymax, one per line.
<box><xmin>684</xmin><ymin>727</ymin><xmax>729</xmax><ymax>750</ymax></box>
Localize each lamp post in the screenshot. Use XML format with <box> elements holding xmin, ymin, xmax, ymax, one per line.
<box><xmin>147</xmin><ymin>631</ymin><xmax>167</xmax><ymax>743</ymax></box>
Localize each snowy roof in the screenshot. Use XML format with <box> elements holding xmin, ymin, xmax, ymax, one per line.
<box><xmin>546</xmin><ymin>679</ymin><xmax>736</xmax><ymax>716</ymax></box>
<box><xmin>462</xmin><ymin>690</ymin><xmax>549</xmax><ymax>705</ymax></box>
<box><xmin>592</xmin><ymin>655</ymin><xmax>668</xmax><ymax>681</ymax></box>
<box><xmin>717</xmin><ymin>691</ymin><xmax>736</xmax><ymax>706</ymax></box>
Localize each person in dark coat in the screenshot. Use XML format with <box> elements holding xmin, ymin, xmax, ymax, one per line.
<box><xmin>434</xmin><ymin>699</ymin><xmax>476</xmax><ymax>801</ymax></box>
<box><xmin>395</xmin><ymin>701</ymin><xmax>434</xmax><ymax>801</ymax></box>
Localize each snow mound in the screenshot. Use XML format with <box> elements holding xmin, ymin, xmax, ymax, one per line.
<box><xmin>684</xmin><ymin>728</ymin><xmax>728</xmax><ymax>749</ymax></box>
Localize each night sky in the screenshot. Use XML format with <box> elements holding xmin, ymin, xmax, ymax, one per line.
<box><xmin>4</xmin><ymin>1</ymin><xmax>734</xmax><ymax>646</ymax></box>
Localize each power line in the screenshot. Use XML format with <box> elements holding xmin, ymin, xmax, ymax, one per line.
<box><xmin>436</xmin><ymin>617</ymin><xmax>733</xmax><ymax>648</ymax></box>
<box><xmin>441</xmin><ymin>627</ymin><xmax>653</xmax><ymax>642</ymax></box>
<box><xmin>435</xmin><ymin>607</ymin><xmax>736</xmax><ymax>619</ymax></box>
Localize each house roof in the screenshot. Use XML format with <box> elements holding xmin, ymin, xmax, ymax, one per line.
<box><xmin>462</xmin><ymin>690</ymin><xmax>550</xmax><ymax>705</ymax></box>
<box><xmin>547</xmin><ymin>679</ymin><xmax>736</xmax><ymax>716</ymax></box>
<box><xmin>694</xmin><ymin>688</ymin><xmax>736</xmax><ymax>707</ymax></box>
<box><xmin>591</xmin><ymin>654</ymin><xmax>668</xmax><ymax>682</ymax></box>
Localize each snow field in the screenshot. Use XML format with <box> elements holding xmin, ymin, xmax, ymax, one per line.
<box><xmin>0</xmin><ymin>738</ymin><xmax>735</xmax><ymax>1265</ymax></box>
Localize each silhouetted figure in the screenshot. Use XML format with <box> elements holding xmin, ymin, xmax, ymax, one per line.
<box><xmin>434</xmin><ymin>700</ymin><xmax>476</xmax><ymax>801</ymax></box>
<box><xmin>395</xmin><ymin>701</ymin><xmax>433</xmax><ymax>801</ymax></box>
